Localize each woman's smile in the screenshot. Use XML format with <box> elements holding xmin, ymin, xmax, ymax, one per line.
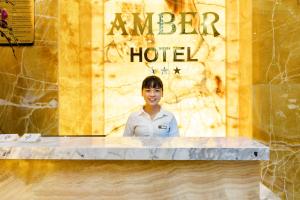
<box><xmin>142</xmin><ymin>88</ymin><xmax>163</xmax><ymax>106</ymax></box>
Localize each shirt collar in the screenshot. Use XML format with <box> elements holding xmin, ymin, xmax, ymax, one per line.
<box><xmin>138</xmin><ymin>107</ymin><xmax>168</xmax><ymax>119</ymax></box>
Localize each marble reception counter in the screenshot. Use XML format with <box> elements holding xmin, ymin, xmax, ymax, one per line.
<box><xmin>0</xmin><ymin>137</ymin><xmax>269</xmax><ymax>199</ymax></box>
<box><xmin>0</xmin><ymin>137</ymin><xmax>269</xmax><ymax>160</ymax></box>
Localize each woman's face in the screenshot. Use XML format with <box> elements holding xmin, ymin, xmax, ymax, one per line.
<box><xmin>142</xmin><ymin>87</ymin><xmax>163</xmax><ymax>106</ymax></box>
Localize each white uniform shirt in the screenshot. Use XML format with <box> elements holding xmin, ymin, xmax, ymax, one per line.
<box><xmin>123</xmin><ymin>108</ymin><xmax>179</xmax><ymax>137</ymax></box>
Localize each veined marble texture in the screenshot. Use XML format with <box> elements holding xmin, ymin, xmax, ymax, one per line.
<box><xmin>0</xmin><ymin>0</ymin><xmax>58</xmax><ymax>135</ymax></box>
<box><xmin>0</xmin><ymin>137</ymin><xmax>269</xmax><ymax>160</ymax></box>
<box><xmin>0</xmin><ymin>160</ymin><xmax>261</xmax><ymax>200</ymax></box>
<box><xmin>253</xmin><ymin>0</ymin><xmax>300</xmax><ymax>199</ymax></box>
<box><xmin>254</xmin><ymin>84</ymin><xmax>300</xmax><ymax>199</ymax></box>
<box><xmin>104</xmin><ymin>0</ymin><xmax>226</xmax><ymax>137</ymax></box>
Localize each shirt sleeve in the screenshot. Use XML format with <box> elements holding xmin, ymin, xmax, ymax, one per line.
<box><xmin>169</xmin><ymin>115</ymin><xmax>179</xmax><ymax>137</ymax></box>
<box><xmin>123</xmin><ymin>115</ymin><xmax>134</xmax><ymax>136</ymax></box>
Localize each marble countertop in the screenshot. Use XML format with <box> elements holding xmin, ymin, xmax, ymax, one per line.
<box><xmin>0</xmin><ymin>137</ymin><xmax>269</xmax><ymax>160</ymax></box>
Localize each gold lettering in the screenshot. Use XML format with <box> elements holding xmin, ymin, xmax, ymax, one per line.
<box><xmin>202</xmin><ymin>12</ymin><xmax>220</xmax><ymax>37</ymax></box>
<box><xmin>132</xmin><ymin>13</ymin><xmax>154</xmax><ymax>36</ymax></box>
<box><xmin>180</xmin><ymin>12</ymin><xmax>198</xmax><ymax>34</ymax></box>
<box><xmin>107</xmin><ymin>13</ymin><xmax>128</xmax><ymax>35</ymax></box>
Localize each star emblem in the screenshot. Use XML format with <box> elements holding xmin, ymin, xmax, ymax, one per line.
<box><xmin>174</xmin><ymin>67</ymin><xmax>181</xmax><ymax>74</ymax></box>
<box><xmin>161</xmin><ymin>66</ymin><xmax>169</xmax><ymax>75</ymax></box>
<box><xmin>150</xmin><ymin>68</ymin><xmax>156</xmax><ymax>74</ymax></box>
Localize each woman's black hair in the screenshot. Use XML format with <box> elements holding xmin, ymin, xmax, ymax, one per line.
<box><xmin>142</xmin><ymin>76</ymin><xmax>163</xmax><ymax>91</ymax></box>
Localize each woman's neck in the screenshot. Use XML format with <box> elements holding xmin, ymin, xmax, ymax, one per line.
<box><xmin>143</xmin><ymin>105</ymin><xmax>161</xmax><ymax>119</ymax></box>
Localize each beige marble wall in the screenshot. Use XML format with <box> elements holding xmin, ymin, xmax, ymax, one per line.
<box><xmin>253</xmin><ymin>0</ymin><xmax>300</xmax><ymax>199</ymax></box>
<box><xmin>0</xmin><ymin>0</ymin><xmax>58</xmax><ymax>135</ymax></box>
<box><xmin>0</xmin><ymin>160</ymin><xmax>260</xmax><ymax>200</ymax></box>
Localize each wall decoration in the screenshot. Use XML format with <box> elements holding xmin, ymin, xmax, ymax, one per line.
<box><xmin>0</xmin><ymin>0</ymin><xmax>34</xmax><ymax>45</ymax></box>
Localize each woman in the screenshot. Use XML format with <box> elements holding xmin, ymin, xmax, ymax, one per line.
<box><xmin>123</xmin><ymin>76</ymin><xmax>179</xmax><ymax>137</ymax></box>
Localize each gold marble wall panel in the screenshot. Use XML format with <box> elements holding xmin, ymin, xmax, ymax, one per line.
<box><xmin>254</xmin><ymin>85</ymin><xmax>300</xmax><ymax>199</ymax></box>
<box><xmin>0</xmin><ymin>160</ymin><xmax>260</xmax><ymax>200</ymax></box>
<box><xmin>238</xmin><ymin>0</ymin><xmax>252</xmax><ymax>138</ymax></box>
<box><xmin>0</xmin><ymin>0</ymin><xmax>58</xmax><ymax>135</ymax></box>
<box><xmin>253</xmin><ymin>0</ymin><xmax>300</xmax><ymax>199</ymax></box>
<box><xmin>59</xmin><ymin>0</ymin><xmax>93</xmax><ymax>135</ymax></box>
<box><xmin>226</xmin><ymin>0</ymin><xmax>252</xmax><ymax>138</ymax></box>
<box><xmin>92</xmin><ymin>0</ymin><xmax>105</xmax><ymax>134</ymax></box>
<box><xmin>226</xmin><ymin>0</ymin><xmax>239</xmax><ymax>137</ymax></box>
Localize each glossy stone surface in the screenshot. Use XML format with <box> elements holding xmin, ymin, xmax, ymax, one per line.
<box><xmin>253</xmin><ymin>0</ymin><xmax>300</xmax><ymax>199</ymax></box>
<box><xmin>0</xmin><ymin>0</ymin><xmax>58</xmax><ymax>135</ymax></box>
<box><xmin>0</xmin><ymin>160</ymin><xmax>261</xmax><ymax>200</ymax></box>
<box><xmin>0</xmin><ymin>137</ymin><xmax>268</xmax><ymax>160</ymax></box>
